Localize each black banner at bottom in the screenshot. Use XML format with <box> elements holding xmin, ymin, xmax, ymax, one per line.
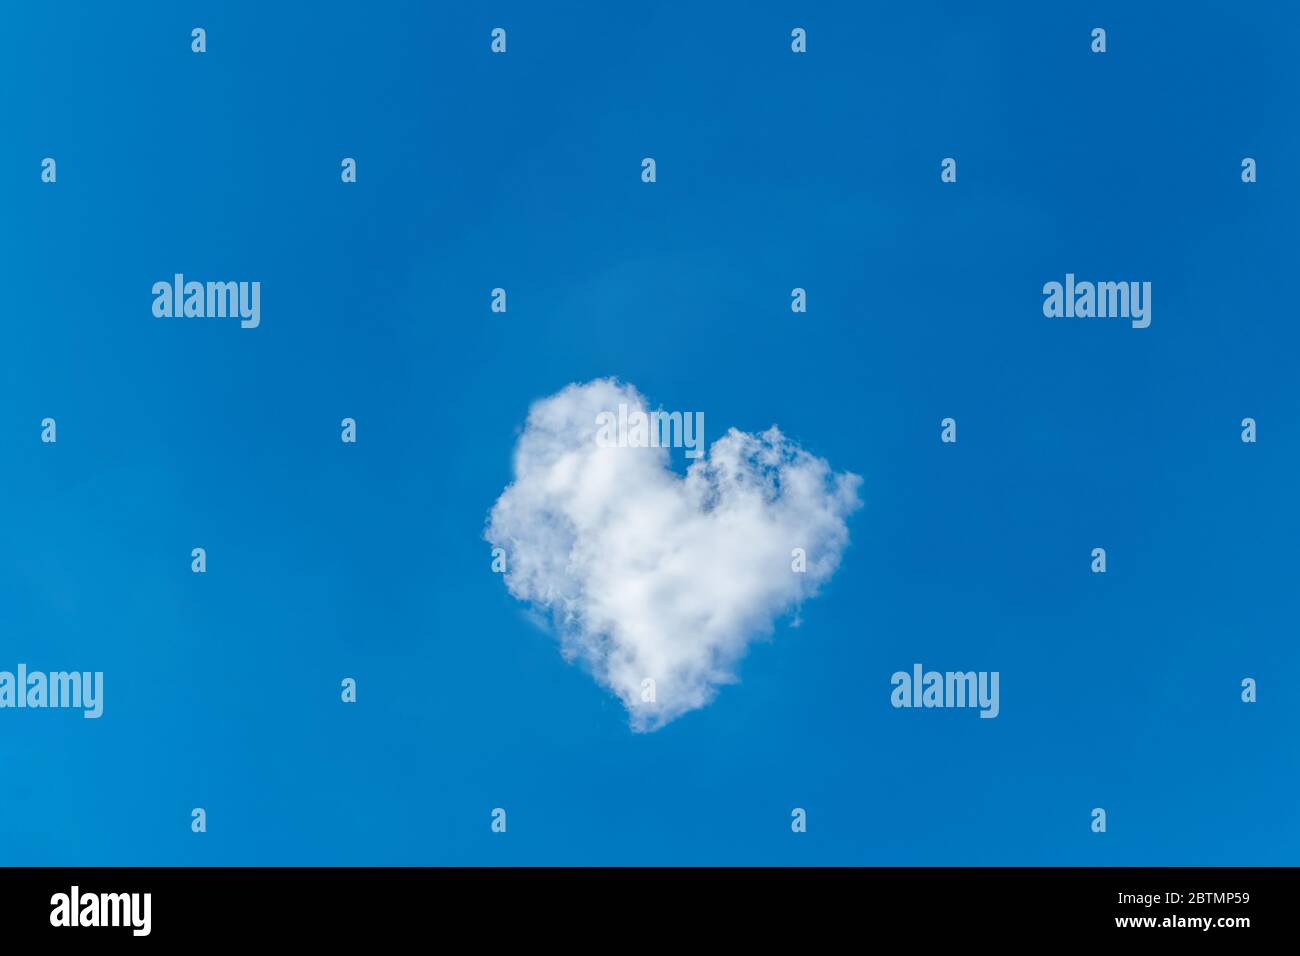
<box><xmin>0</xmin><ymin>867</ymin><xmax>1287</xmax><ymax>941</ymax></box>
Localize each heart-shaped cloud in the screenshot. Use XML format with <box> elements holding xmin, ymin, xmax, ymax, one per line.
<box><xmin>486</xmin><ymin>379</ymin><xmax>862</xmax><ymax>731</ymax></box>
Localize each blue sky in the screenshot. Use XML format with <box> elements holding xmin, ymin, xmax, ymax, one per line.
<box><xmin>1</xmin><ymin>1</ymin><xmax>1297</xmax><ymax>865</ymax></box>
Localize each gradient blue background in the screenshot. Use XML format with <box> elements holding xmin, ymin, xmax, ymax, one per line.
<box><xmin>2</xmin><ymin>1</ymin><xmax>1297</xmax><ymax>865</ymax></box>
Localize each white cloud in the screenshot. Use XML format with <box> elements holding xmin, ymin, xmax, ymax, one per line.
<box><xmin>486</xmin><ymin>379</ymin><xmax>862</xmax><ymax>731</ymax></box>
